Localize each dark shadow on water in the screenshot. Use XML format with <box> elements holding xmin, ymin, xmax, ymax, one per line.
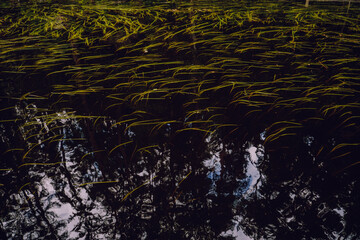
<box><xmin>1</xmin><ymin>104</ymin><xmax>359</xmax><ymax>239</ymax></box>
<box><xmin>1</xmin><ymin>1</ymin><xmax>360</xmax><ymax>239</ymax></box>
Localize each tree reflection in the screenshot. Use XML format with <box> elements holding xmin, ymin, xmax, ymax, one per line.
<box><xmin>1</xmin><ymin>1</ymin><xmax>360</xmax><ymax>239</ymax></box>
<box><xmin>2</xmin><ymin>100</ymin><xmax>359</xmax><ymax>239</ymax></box>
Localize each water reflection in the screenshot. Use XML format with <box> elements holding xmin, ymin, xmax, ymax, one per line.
<box><xmin>1</xmin><ymin>102</ymin><xmax>358</xmax><ymax>239</ymax></box>
<box><xmin>1</xmin><ymin>1</ymin><xmax>360</xmax><ymax>239</ymax></box>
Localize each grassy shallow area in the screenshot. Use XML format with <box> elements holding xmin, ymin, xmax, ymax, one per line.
<box><xmin>1</xmin><ymin>0</ymin><xmax>359</xmax><ymax>157</ymax></box>
<box><xmin>0</xmin><ymin>0</ymin><xmax>360</xmax><ymax>239</ymax></box>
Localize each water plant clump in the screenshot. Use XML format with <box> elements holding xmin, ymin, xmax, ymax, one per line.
<box><xmin>0</xmin><ymin>0</ymin><xmax>360</xmax><ymax>239</ymax></box>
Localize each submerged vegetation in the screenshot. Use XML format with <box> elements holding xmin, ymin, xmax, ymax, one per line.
<box><xmin>1</xmin><ymin>0</ymin><xmax>360</xmax><ymax>239</ymax></box>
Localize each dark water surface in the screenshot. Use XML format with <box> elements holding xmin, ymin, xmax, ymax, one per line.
<box><xmin>1</xmin><ymin>1</ymin><xmax>360</xmax><ymax>239</ymax></box>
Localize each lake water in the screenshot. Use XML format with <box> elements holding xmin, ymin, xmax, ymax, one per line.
<box><xmin>1</xmin><ymin>1</ymin><xmax>360</xmax><ymax>239</ymax></box>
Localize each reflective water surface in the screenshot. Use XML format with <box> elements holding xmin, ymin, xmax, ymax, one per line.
<box><xmin>1</xmin><ymin>1</ymin><xmax>360</xmax><ymax>239</ymax></box>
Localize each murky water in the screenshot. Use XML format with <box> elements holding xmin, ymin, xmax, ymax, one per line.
<box><xmin>1</xmin><ymin>1</ymin><xmax>360</xmax><ymax>239</ymax></box>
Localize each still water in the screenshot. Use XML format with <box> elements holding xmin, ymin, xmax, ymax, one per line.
<box><xmin>1</xmin><ymin>1</ymin><xmax>360</xmax><ymax>239</ymax></box>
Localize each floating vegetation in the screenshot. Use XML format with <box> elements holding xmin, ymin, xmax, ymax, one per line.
<box><xmin>0</xmin><ymin>0</ymin><xmax>360</xmax><ymax>239</ymax></box>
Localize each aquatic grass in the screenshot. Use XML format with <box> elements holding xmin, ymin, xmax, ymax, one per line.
<box><xmin>264</xmin><ymin>123</ymin><xmax>303</xmax><ymax>144</ymax></box>
<box><xmin>109</xmin><ymin>140</ymin><xmax>134</xmax><ymax>155</ymax></box>
<box><xmin>121</xmin><ymin>175</ymin><xmax>157</xmax><ymax>202</ymax></box>
<box><xmin>1</xmin><ymin>0</ymin><xmax>360</xmax><ymax>175</ymax></box>
<box><xmin>77</xmin><ymin>180</ymin><xmax>120</xmax><ymax>187</ymax></box>
<box><xmin>17</xmin><ymin>162</ymin><xmax>63</xmax><ymax>168</ymax></box>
